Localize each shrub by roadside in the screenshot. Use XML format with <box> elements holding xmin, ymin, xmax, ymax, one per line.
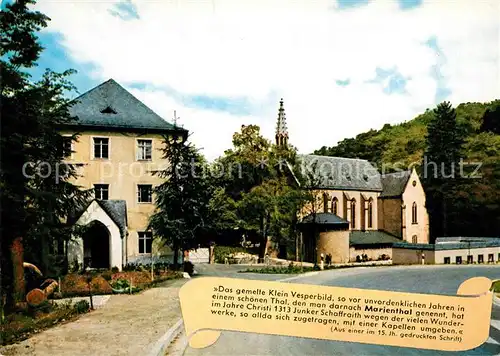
<box><xmin>492</xmin><ymin>280</ymin><xmax>500</xmax><ymax>294</ymax></box>
<box><xmin>213</xmin><ymin>246</ymin><xmax>259</xmax><ymax>264</ymax></box>
<box><xmin>240</xmin><ymin>262</ymin><xmax>385</xmax><ymax>274</ymax></box>
<box><xmin>52</xmin><ymin>270</ymin><xmax>182</xmax><ymax>299</ymax></box>
<box><xmin>0</xmin><ymin>300</ymin><xmax>90</xmax><ymax>346</ymax></box>
<box><xmin>240</xmin><ymin>263</ymin><xmax>317</xmax><ymax>274</ymax></box>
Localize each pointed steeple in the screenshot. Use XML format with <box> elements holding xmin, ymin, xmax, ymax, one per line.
<box><xmin>275</xmin><ymin>98</ymin><xmax>288</xmax><ymax>147</ymax></box>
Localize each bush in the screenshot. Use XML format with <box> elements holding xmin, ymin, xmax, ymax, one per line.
<box><xmin>492</xmin><ymin>280</ymin><xmax>500</xmax><ymax>293</ymax></box>
<box><xmin>111</xmin><ymin>266</ymin><xmax>119</xmax><ymax>273</ymax></box>
<box><xmin>60</xmin><ymin>274</ymin><xmax>112</xmax><ymax>297</ymax></box>
<box><xmin>101</xmin><ymin>271</ymin><xmax>112</xmax><ymax>281</ymax></box>
<box><xmin>110</xmin><ymin>278</ymin><xmax>141</xmax><ymax>293</ymax></box>
<box><xmin>213</xmin><ymin>246</ymin><xmax>259</xmax><ymax>263</ymax></box>
<box><xmin>73</xmin><ymin>300</ymin><xmax>90</xmax><ymax>314</ymax></box>
<box><xmin>240</xmin><ymin>265</ymin><xmax>316</xmax><ymax>274</ymax></box>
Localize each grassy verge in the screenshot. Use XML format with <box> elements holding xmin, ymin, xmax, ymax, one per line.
<box><xmin>240</xmin><ymin>265</ymin><xmax>317</xmax><ymax>274</ymax></box>
<box><xmin>239</xmin><ymin>262</ymin><xmax>386</xmax><ymax>274</ymax></box>
<box><xmin>51</xmin><ymin>270</ymin><xmax>183</xmax><ymax>299</ymax></box>
<box><xmin>0</xmin><ymin>300</ymin><xmax>90</xmax><ymax>346</ymax></box>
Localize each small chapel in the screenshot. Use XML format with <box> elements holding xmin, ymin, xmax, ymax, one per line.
<box><xmin>273</xmin><ymin>99</ymin><xmax>430</xmax><ymax>264</ymax></box>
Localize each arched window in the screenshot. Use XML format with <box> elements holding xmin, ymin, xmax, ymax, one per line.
<box><xmin>323</xmin><ymin>193</ymin><xmax>329</xmax><ymax>213</ymax></box>
<box><xmin>367</xmin><ymin>198</ymin><xmax>373</xmax><ymax>228</ymax></box>
<box><xmin>331</xmin><ymin>197</ymin><xmax>338</xmax><ymax>215</ymax></box>
<box><xmin>412</xmin><ymin>202</ymin><xmax>418</xmax><ymax>224</ymax></box>
<box><xmin>412</xmin><ymin>235</ymin><xmax>418</xmax><ymax>244</ymax></box>
<box><xmin>350</xmin><ymin>199</ymin><xmax>356</xmax><ymax>229</ymax></box>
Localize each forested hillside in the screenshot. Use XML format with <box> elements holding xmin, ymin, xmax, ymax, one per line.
<box><xmin>313</xmin><ymin>100</ymin><xmax>500</xmax><ymax>238</ymax></box>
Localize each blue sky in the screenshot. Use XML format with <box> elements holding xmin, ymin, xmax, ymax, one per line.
<box><xmin>13</xmin><ymin>0</ymin><xmax>500</xmax><ymax>159</ymax></box>
<box><xmin>27</xmin><ymin>0</ymin><xmax>447</xmax><ymax>115</ymax></box>
<box><xmin>337</xmin><ymin>0</ymin><xmax>422</xmax><ymax>10</ymax></box>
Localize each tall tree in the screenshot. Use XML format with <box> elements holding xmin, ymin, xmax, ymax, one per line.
<box><xmin>148</xmin><ymin>135</ymin><xmax>213</xmax><ymax>270</ymax></box>
<box><xmin>1</xmin><ymin>0</ymin><xmax>91</xmax><ymax>311</ymax></box>
<box><xmin>212</xmin><ymin>124</ymin><xmax>308</xmax><ymax>261</ymax></box>
<box><xmin>296</xmin><ymin>159</ymin><xmax>327</xmax><ymax>264</ymax></box>
<box><xmin>422</xmin><ymin>101</ymin><xmax>465</xmax><ymax>241</ymax></box>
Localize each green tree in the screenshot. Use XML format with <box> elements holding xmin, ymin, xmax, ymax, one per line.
<box><xmin>1</xmin><ymin>0</ymin><xmax>91</xmax><ymax>311</ymax></box>
<box><xmin>212</xmin><ymin>124</ymin><xmax>307</xmax><ymax>261</ymax></box>
<box><xmin>296</xmin><ymin>159</ymin><xmax>327</xmax><ymax>264</ymax></box>
<box><xmin>480</xmin><ymin>101</ymin><xmax>500</xmax><ymax>134</ymax></box>
<box><xmin>422</xmin><ymin>101</ymin><xmax>465</xmax><ymax>240</ymax></box>
<box><xmin>148</xmin><ymin>135</ymin><xmax>212</xmax><ymax>270</ymax></box>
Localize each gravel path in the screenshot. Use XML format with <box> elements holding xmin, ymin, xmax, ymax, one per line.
<box><xmin>0</xmin><ymin>279</ymin><xmax>187</xmax><ymax>356</ymax></box>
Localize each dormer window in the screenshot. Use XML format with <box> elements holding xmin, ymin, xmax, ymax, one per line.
<box><xmin>101</xmin><ymin>106</ymin><xmax>117</xmax><ymax>114</ymax></box>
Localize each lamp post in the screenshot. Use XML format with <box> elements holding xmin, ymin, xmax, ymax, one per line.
<box><xmin>85</xmin><ymin>267</ymin><xmax>94</xmax><ymax>310</ymax></box>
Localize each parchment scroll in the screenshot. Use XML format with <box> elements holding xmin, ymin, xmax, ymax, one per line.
<box><xmin>179</xmin><ymin>276</ymin><xmax>493</xmax><ymax>351</ymax></box>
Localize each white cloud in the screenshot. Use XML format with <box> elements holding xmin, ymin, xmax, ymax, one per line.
<box><xmin>35</xmin><ymin>0</ymin><xmax>499</xmax><ymax>160</ymax></box>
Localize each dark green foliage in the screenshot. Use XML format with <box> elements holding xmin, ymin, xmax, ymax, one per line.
<box><xmin>148</xmin><ymin>135</ymin><xmax>213</xmax><ymax>269</ymax></box>
<box><xmin>422</xmin><ymin>102</ymin><xmax>465</xmax><ymax>239</ymax></box>
<box><xmin>210</xmin><ymin>125</ymin><xmax>308</xmax><ymax>260</ymax></box>
<box><xmin>480</xmin><ymin>100</ymin><xmax>500</xmax><ymax>134</ymax></box>
<box><xmin>313</xmin><ymin>99</ymin><xmax>500</xmax><ymax>239</ymax></box>
<box><xmin>1</xmin><ymin>0</ymin><xmax>92</xmax><ymax>311</ymax></box>
<box><xmin>73</xmin><ymin>300</ymin><xmax>90</xmax><ymax>314</ymax></box>
<box><xmin>212</xmin><ymin>246</ymin><xmax>260</xmax><ymax>263</ymax></box>
<box><xmin>240</xmin><ymin>263</ymin><xmax>316</xmax><ymax>274</ymax></box>
<box><xmin>183</xmin><ymin>261</ymin><xmax>194</xmax><ymax>276</ymax></box>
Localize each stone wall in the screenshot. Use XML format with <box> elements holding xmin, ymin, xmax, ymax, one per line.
<box><xmin>316</xmin><ymin>230</ymin><xmax>350</xmax><ymax>264</ymax></box>
<box><xmin>392</xmin><ymin>247</ymin><xmax>435</xmax><ymax>264</ymax></box>
<box><xmin>349</xmin><ymin>247</ymin><xmax>392</xmax><ymax>262</ymax></box>
<box><xmin>378</xmin><ymin>198</ymin><xmax>402</xmax><ymax>238</ymax></box>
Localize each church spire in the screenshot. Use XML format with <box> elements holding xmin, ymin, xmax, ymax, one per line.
<box><xmin>275</xmin><ymin>98</ymin><xmax>288</xmax><ymax>147</ymax></box>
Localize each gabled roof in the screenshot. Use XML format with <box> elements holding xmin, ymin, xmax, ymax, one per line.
<box><xmin>98</xmin><ymin>200</ymin><xmax>128</xmax><ymax>238</ymax></box>
<box><xmin>379</xmin><ymin>170</ymin><xmax>412</xmax><ymax>198</ymax></box>
<box><xmin>69</xmin><ymin>199</ymin><xmax>128</xmax><ymax>238</ymax></box>
<box><xmin>298</xmin><ymin>154</ymin><xmax>383</xmax><ymax>192</ymax></box>
<box><xmin>65</xmin><ymin>79</ymin><xmax>187</xmax><ymax>134</ymax></box>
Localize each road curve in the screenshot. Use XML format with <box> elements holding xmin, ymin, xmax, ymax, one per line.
<box><xmin>181</xmin><ymin>265</ymin><xmax>500</xmax><ymax>356</ymax></box>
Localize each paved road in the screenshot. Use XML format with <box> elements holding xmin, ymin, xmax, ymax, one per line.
<box><xmin>178</xmin><ymin>265</ymin><xmax>500</xmax><ymax>356</ymax></box>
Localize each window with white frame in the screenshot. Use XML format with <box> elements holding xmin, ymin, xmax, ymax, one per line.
<box><xmin>138</xmin><ymin>231</ymin><xmax>152</xmax><ymax>254</ymax></box>
<box><xmin>94</xmin><ymin>184</ymin><xmax>109</xmax><ymax>200</ymax></box>
<box><xmin>137</xmin><ymin>184</ymin><xmax>152</xmax><ymax>203</ymax></box>
<box><xmin>93</xmin><ymin>137</ymin><xmax>109</xmax><ymax>159</ymax></box>
<box><xmin>137</xmin><ymin>139</ymin><xmax>152</xmax><ymax>160</ymax></box>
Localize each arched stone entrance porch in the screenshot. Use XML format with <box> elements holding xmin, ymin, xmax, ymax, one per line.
<box><xmin>83</xmin><ymin>220</ymin><xmax>111</xmax><ymax>269</ymax></box>
<box><xmin>68</xmin><ymin>200</ymin><xmax>123</xmax><ymax>271</ymax></box>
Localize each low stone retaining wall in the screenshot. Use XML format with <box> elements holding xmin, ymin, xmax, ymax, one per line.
<box><xmin>51</xmin><ymin>295</ymin><xmax>111</xmax><ymax>309</ymax></box>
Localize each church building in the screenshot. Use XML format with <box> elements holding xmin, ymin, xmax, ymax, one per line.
<box><xmin>273</xmin><ymin>99</ymin><xmax>430</xmax><ymax>264</ymax></box>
